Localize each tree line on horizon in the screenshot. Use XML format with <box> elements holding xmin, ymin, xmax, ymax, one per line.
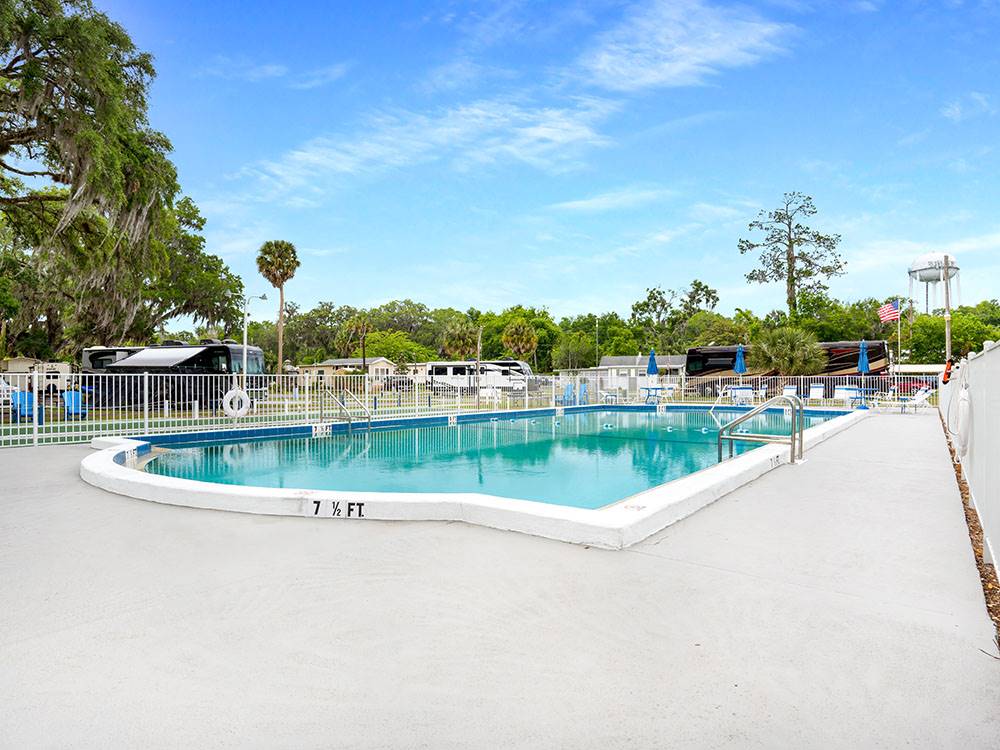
<box><xmin>2</xmin><ymin>2</ymin><xmax>998</xmax><ymax>375</ymax></box>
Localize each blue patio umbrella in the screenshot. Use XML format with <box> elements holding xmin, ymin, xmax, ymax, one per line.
<box><xmin>734</xmin><ymin>343</ymin><xmax>747</xmax><ymax>378</ymax></box>
<box><xmin>857</xmin><ymin>339</ymin><xmax>870</xmax><ymax>409</ymax></box>
<box><xmin>646</xmin><ymin>350</ymin><xmax>658</xmax><ymax>376</ymax></box>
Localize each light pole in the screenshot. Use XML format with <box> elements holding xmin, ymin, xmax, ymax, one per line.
<box><xmin>242</xmin><ymin>294</ymin><xmax>267</xmax><ymax>390</ymax></box>
<box><xmin>942</xmin><ymin>255</ymin><xmax>953</xmax><ymax>362</ymax></box>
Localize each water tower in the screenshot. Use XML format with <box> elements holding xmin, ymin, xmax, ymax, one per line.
<box><xmin>908</xmin><ymin>253</ymin><xmax>960</xmax><ymax>314</ymax></box>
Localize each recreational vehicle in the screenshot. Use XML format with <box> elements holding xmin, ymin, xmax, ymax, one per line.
<box><xmin>685</xmin><ymin>340</ymin><xmax>891</xmax><ymax>377</ymax></box>
<box><xmin>415</xmin><ymin>359</ymin><xmax>533</xmax><ymax>392</ymax></box>
<box><xmin>81</xmin><ymin>346</ymin><xmax>144</xmax><ymax>373</ymax></box>
<box><xmin>0</xmin><ymin>357</ymin><xmax>74</xmax><ymax>393</ymax></box>
<box><xmin>105</xmin><ymin>341</ymin><xmax>265</xmax><ymax>375</ymax></box>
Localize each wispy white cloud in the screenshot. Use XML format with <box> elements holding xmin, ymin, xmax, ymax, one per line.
<box><xmin>420</xmin><ymin>58</ymin><xmax>487</xmax><ymax>93</ymax></box>
<box><xmin>844</xmin><ymin>230</ymin><xmax>1000</xmax><ymax>273</ymax></box>
<box><xmin>688</xmin><ymin>200</ymin><xmax>755</xmax><ymax>221</ymax></box>
<box><xmin>290</xmin><ymin>63</ymin><xmax>352</xmax><ymax>90</ymax></box>
<box><xmin>199</xmin><ymin>56</ymin><xmax>351</xmax><ymax>89</ymax></box>
<box><xmin>200</xmin><ymin>55</ymin><xmax>288</xmax><ymax>82</ymax></box>
<box><xmin>578</xmin><ymin>0</ymin><xmax>792</xmax><ymax>92</ymax></box>
<box><xmin>242</xmin><ymin>95</ymin><xmax>617</xmax><ymax>198</ymax></box>
<box><xmin>301</xmin><ymin>246</ymin><xmax>349</xmax><ymax>257</ymax></box>
<box><xmin>941</xmin><ymin>91</ymin><xmax>996</xmax><ymax>122</ymax></box>
<box><xmin>548</xmin><ymin>185</ymin><xmax>674</xmax><ymax>212</ymax></box>
<box><xmin>449</xmin><ymin>0</ymin><xmax>597</xmax><ymax>51</ymax></box>
<box><xmin>417</xmin><ymin>57</ymin><xmax>518</xmax><ymax>94</ymax></box>
<box><xmin>897</xmin><ymin>128</ymin><xmax>930</xmax><ymax>147</ymax></box>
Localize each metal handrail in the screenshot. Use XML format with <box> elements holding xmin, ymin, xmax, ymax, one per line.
<box><xmin>341</xmin><ymin>388</ymin><xmax>372</xmax><ymax>430</ymax></box>
<box><xmin>717</xmin><ymin>394</ymin><xmax>804</xmax><ymax>464</ymax></box>
<box><xmin>708</xmin><ymin>384</ymin><xmax>731</xmax><ymax>414</ymax></box>
<box><xmin>327</xmin><ymin>389</ymin><xmax>353</xmax><ymax>429</ymax></box>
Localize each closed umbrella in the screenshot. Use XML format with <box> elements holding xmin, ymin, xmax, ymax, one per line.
<box><xmin>857</xmin><ymin>340</ymin><xmax>870</xmax><ymax>409</ymax></box>
<box><xmin>734</xmin><ymin>343</ymin><xmax>747</xmax><ymax>381</ymax></box>
<box><xmin>646</xmin><ymin>350</ymin><xmax>658</xmax><ymax>376</ymax></box>
<box><xmin>645</xmin><ymin>350</ymin><xmax>658</xmax><ymax>402</ymax></box>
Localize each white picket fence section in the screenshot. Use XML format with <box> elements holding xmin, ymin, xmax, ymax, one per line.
<box><xmin>939</xmin><ymin>341</ymin><xmax>1000</xmax><ymax>568</ymax></box>
<box><xmin>0</xmin><ymin>370</ymin><xmax>937</xmax><ymax>448</ymax></box>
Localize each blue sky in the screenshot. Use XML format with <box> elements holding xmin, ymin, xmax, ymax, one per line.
<box><xmin>99</xmin><ymin>0</ymin><xmax>999</xmax><ymax>321</ymax></box>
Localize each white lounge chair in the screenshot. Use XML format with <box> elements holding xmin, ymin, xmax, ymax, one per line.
<box><xmin>782</xmin><ymin>384</ymin><xmax>798</xmax><ymax>399</ymax></box>
<box><xmin>875</xmin><ymin>386</ymin><xmax>934</xmax><ymax>413</ymax></box>
<box><xmin>807</xmin><ymin>383</ymin><xmax>825</xmax><ymax>403</ymax></box>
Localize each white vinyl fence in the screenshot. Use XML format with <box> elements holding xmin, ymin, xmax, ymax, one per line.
<box><xmin>939</xmin><ymin>341</ymin><xmax>1000</xmax><ymax>568</ymax></box>
<box><xmin>0</xmin><ymin>370</ymin><xmax>937</xmax><ymax>449</ymax></box>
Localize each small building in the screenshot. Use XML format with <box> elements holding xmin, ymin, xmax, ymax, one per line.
<box><xmin>557</xmin><ymin>354</ymin><xmax>687</xmax><ymax>390</ymax></box>
<box><xmin>297</xmin><ymin>357</ymin><xmax>397</xmax><ymax>383</ymax></box>
<box><xmin>596</xmin><ymin>354</ymin><xmax>686</xmax><ymax>377</ymax></box>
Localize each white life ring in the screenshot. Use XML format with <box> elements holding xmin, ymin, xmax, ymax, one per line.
<box><xmin>955</xmin><ymin>386</ymin><xmax>971</xmax><ymax>457</ymax></box>
<box><xmin>222</xmin><ymin>388</ymin><xmax>251</xmax><ymax>418</ymax></box>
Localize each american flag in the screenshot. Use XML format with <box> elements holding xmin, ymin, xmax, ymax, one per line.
<box><xmin>878</xmin><ymin>300</ymin><xmax>901</xmax><ymax>322</ymax></box>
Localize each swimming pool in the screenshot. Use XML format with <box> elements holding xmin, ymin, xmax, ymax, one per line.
<box><xmin>82</xmin><ymin>405</ymin><xmax>865</xmax><ymax>548</ymax></box>
<box><xmin>144</xmin><ymin>408</ymin><xmax>835</xmax><ymax>509</ymax></box>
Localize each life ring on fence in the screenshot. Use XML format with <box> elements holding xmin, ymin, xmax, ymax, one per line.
<box><xmin>222</xmin><ymin>388</ymin><xmax>251</xmax><ymax>418</ymax></box>
<box><xmin>955</xmin><ymin>385</ymin><xmax>971</xmax><ymax>457</ymax></box>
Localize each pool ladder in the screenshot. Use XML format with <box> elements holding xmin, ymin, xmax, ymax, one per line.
<box><xmin>328</xmin><ymin>388</ymin><xmax>372</xmax><ymax>431</ymax></box>
<box><xmin>717</xmin><ymin>394</ymin><xmax>805</xmax><ymax>464</ymax></box>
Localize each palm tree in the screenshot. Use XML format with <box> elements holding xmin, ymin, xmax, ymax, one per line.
<box><xmin>344</xmin><ymin>313</ymin><xmax>371</xmax><ymax>369</ymax></box>
<box><xmin>441</xmin><ymin>320</ymin><xmax>477</xmax><ymax>359</ymax></box>
<box><xmin>501</xmin><ymin>319</ymin><xmax>538</xmax><ymax>361</ymax></box>
<box><xmin>748</xmin><ymin>326</ymin><xmax>827</xmax><ymax>375</ymax></box>
<box><xmin>256</xmin><ymin>240</ymin><xmax>300</xmax><ymax>373</ymax></box>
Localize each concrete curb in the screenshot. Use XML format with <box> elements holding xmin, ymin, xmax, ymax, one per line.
<box><xmin>80</xmin><ymin>409</ymin><xmax>868</xmax><ymax>549</ymax></box>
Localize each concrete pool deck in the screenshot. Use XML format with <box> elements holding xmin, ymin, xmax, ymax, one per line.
<box><xmin>1</xmin><ymin>413</ymin><xmax>997</xmax><ymax>748</ymax></box>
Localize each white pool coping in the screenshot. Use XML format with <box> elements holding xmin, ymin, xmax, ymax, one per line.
<box><xmin>80</xmin><ymin>409</ymin><xmax>868</xmax><ymax>549</ymax></box>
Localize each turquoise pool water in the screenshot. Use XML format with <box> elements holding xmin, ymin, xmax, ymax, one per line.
<box><xmin>145</xmin><ymin>408</ymin><xmax>836</xmax><ymax>509</ymax></box>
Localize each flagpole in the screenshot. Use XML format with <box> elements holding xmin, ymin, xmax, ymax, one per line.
<box><xmin>896</xmin><ymin>297</ymin><xmax>903</xmax><ymax>375</ymax></box>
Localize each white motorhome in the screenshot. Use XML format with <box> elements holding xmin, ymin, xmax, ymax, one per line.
<box><xmin>0</xmin><ymin>358</ymin><xmax>74</xmax><ymax>393</ymax></box>
<box><xmin>414</xmin><ymin>359</ymin><xmax>532</xmax><ymax>391</ymax></box>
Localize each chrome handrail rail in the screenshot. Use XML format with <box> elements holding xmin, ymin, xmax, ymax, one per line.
<box><xmin>341</xmin><ymin>388</ymin><xmax>372</xmax><ymax>430</ymax></box>
<box><xmin>327</xmin><ymin>389</ymin><xmax>353</xmax><ymax>429</ymax></box>
<box><xmin>717</xmin><ymin>394</ymin><xmax>804</xmax><ymax>464</ymax></box>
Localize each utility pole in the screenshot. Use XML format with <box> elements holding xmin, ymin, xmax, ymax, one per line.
<box><xmin>942</xmin><ymin>255</ymin><xmax>953</xmax><ymax>361</ymax></box>
<box><xmin>595</xmin><ymin>316</ymin><xmax>600</xmax><ymax>368</ymax></box>
<box><xmin>476</xmin><ymin>326</ymin><xmax>482</xmax><ymax>410</ymax></box>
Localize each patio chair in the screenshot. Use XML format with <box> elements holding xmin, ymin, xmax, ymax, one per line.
<box><xmin>599</xmin><ymin>389</ymin><xmax>620</xmax><ymax>404</ymax></box>
<box><xmin>578</xmin><ymin>382</ymin><xmax>589</xmax><ymax>405</ymax></box>
<box><xmin>11</xmin><ymin>391</ymin><xmax>44</xmax><ymax>424</ymax></box>
<box><xmin>555</xmin><ymin>384</ymin><xmax>575</xmax><ymax>406</ymax></box>
<box><xmin>62</xmin><ymin>389</ymin><xmax>88</xmax><ymax>420</ymax></box>
<box><xmin>833</xmin><ymin>385</ymin><xmax>862</xmax><ymax>408</ymax></box>
<box><xmin>875</xmin><ymin>386</ymin><xmax>934</xmax><ymax>413</ymax></box>
<box><xmin>872</xmin><ymin>384</ymin><xmax>897</xmax><ymax>403</ymax></box>
<box><xmin>782</xmin><ymin>384</ymin><xmax>798</xmax><ymax>399</ymax></box>
<box><xmin>729</xmin><ymin>385</ymin><xmax>754</xmax><ymax>406</ymax></box>
<box><xmin>660</xmin><ymin>383</ymin><xmax>677</xmax><ymax>401</ymax></box>
<box><xmin>807</xmin><ymin>383</ymin><xmax>825</xmax><ymax>403</ymax></box>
